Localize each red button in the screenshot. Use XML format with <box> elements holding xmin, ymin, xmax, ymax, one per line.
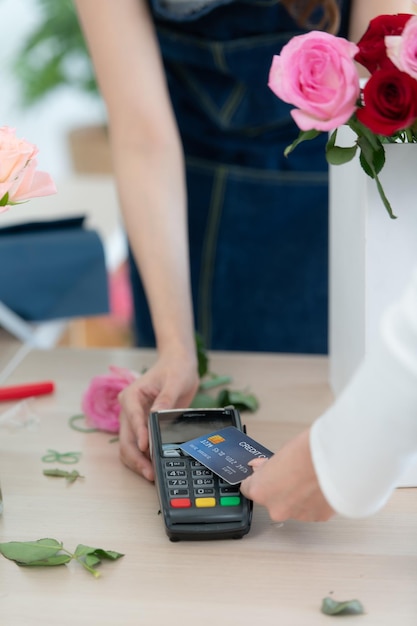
<box><xmin>170</xmin><ymin>498</ymin><xmax>191</xmax><ymax>508</ymax></box>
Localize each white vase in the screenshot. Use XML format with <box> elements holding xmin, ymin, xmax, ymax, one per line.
<box><xmin>329</xmin><ymin>127</ymin><xmax>417</xmax><ymax>396</ymax></box>
<box><xmin>329</xmin><ymin>130</ymin><xmax>417</xmax><ymax>487</ymax></box>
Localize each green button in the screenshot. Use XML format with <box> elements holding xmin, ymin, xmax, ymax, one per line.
<box><xmin>220</xmin><ymin>496</ymin><xmax>241</xmax><ymax>507</ymax></box>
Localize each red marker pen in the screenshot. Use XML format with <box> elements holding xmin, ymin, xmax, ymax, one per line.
<box><xmin>0</xmin><ymin>381</ymin><xmax>55</xmax><ymax>402</ymax></box>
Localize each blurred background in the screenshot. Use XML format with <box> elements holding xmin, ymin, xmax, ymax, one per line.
<box><xmin>0</xmin><ymin>0</ymin><xmax>106</xmax><ymax>178</ymax></box>
<box><xmin>0</xmin><ymin>0</ymin><xmax>134</xmax><ymax>349</ymax></box>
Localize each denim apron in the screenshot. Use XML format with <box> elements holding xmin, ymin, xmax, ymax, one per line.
<box><xmin>129</xmin><ymin>0</ymin><xmax>351</xmax><ymax>353</ymax></box>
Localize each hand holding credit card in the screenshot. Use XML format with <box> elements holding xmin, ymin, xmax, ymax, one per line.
<box><xmin>180</xmin><ymin>426</ymin><xmax>273</xmax><ymax>484</ymax></box>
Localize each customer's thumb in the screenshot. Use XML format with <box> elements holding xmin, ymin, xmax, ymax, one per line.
<box><xmin>247</xmin><ymin>457</ymin><xmax>268</xmax><ymax>471</ymax></box>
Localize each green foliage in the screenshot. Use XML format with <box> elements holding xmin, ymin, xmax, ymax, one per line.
<box><xmin>321</xmin><ymin>597</ymin><xmax>365</xmax><ymax>616</ymax></box>
<box><xmin>325</xmin><ymin>129</ymin><xmax>357</xmax><ymax>165</ymax></box>
<box><xmin>43</xmin><ymin>468</ymin><xmax>84</xmax><ymax>483</ymax></box>
<box><xmin>68</xmin><ymin>414</ymin><xmax>100</xmax><ymax>433</ymax></box>
<box><xmin>0</xmin><ymin>538</ymin><xmax>124</xmax><ymax>578</ymax></box>
<box><xmin>284</xmin><ymin>113</ymin><xmax>417</xmax><ymax>220</ymax></box>
<box><xmin>11</xmin><ymin>0</ymin><xmax>98</xmax><ymax>107</ymax></box>
<box><xmin>0</xmin><ymin>538</ymin><xmax>65</xmax><ymax>564</ymax></box>
<box><xmin>284</xmin><ymin>129</ymin><xmax>320</xmax><ymax>157</ymax></box>
<box><xmin>195</xmin><ymin>332</ymin><xmax>209</xmax><ymax>378</ymax></box>
<box><xmin>0</xmin><ymin>193</ymin><xmax>10</xmax><ymax>207</ymax></box>
<box><xmin>41</xmin><ymin>449</ymin><xmax>82</xmax><ymax>464</ymax></box>
<box><xmin>215</xmin><ymin>389</ymin><xmax>259</xmax><ymax>412</ymax></box>
<box><xmin>325</xmin><ymin>120</ymin><xmax>393</xmax><ymax>219</ymax></box>
<box><xmin>192</xmin><ymin>334</ymin><xmax>259</xmax><ymax>412</ymax></box>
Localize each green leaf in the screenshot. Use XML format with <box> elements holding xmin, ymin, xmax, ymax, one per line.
<box><xmin>66</xmin><ymin>470</ymin><xmax>83</xmax><ymax>483</ymax></box>
<box><xmin>74</xmin><ymin>544</ymin><xmax>124</xmax><ymax>561</ymax></box>
<box><xmin>325</xmin><ymin>128</ymin><xmax>357</xmax><ymax>165</ymax></box>
<box><xmin>42</xmin><ymin>449</ymin><xmax>82</xmax><ymax>464</ymax></box>
<box><xmin>348</xmin><ymin>117</ymin><xmax>381</xmax><ymax>152</ymax></box>
<box><xmin>327</xmin><ymin>128</ymin><xmax>337</xmax><ymax>150</ymax></box>
<box><xmin>43</xmin><ymin>468</ymin><xmax>84</xmax><ymax>483</ymax></box>
<box><xmin>195</xmin><ymin>332</ymin><xmax>209</xmax><ymax>378</ymax></box>
<box><xmin>356</xmin><ymin>138</ymin><xmax>396</xmax><ymax>218</ymax></box>
<box><xmin>216</xmin><ymin>389</ymin><xmax>259</xmax><ymax>412</ymax></box>
<box><xmin>192</xmin><ymin>385</ymin><xmax>259</xmax><ymax>412</ymax></box>
<box><xmin>0</xmin><ymin>539</ymin><xmax>63</xmax><ymax>564</ymax></box>
<box><xmin>199</xmin><ymin>375</ymin><xmax>233</xmax><ymax>390</ymax></box>
<box><xmin>68</xmin><ymin>414</ymin><xmax>99</xmax><ymax>433</ymax></box>
<box><xmin>321</xmin><ymin>597</ymin><xmax>365</xmax><ymax>616</ymax></box>
<box><xmin>284</xmin><ymin>129</ymin><xmax>321</xmax><ymax>157</ymax></box>
<box><xmin>43</xmin><ymin>468</ymin><xmax>69</xmax><ymax>477</ymax></box>
<box><xmin>0</xmin><ymin>539</ymin><xmax>123</xmax><ymax>577</ymax></box>
<box><xmin>23</xmin><ymin>554</ymin><xmax>72</xmax><ymax>567</ymax></box>
<box><xmin>74</xmin><ymin>544</ymin><xmax>124</xmax><ymax>577</ymax></box>
<box><xmin>373</xmin><ymin>171</ymin><xmax>397</xmax><ymax>219</ymax></box>
<box><xmin>0</xmin><ymin>192</ymin><xmax>9</xmax><ymax>207</ymax></box>
<box><xmin>74</xmin><ymin>544</ymin><xmax>96</xmax><ymax>557</ymax></box>
<box><xmin>357</xmin><ymin>136</ymin><xmax>385</xmax><ymax>177</ymax></box>
<box><xmin>358</xmin><ymin>148</ymin><xmax>374</xmax><ymax>178</ymax></box>
<box><xmin>190</xmin><ymin>393</ymin><xmax>219</xmax><ymax>409</ymax></box>
<box><xmin>88</xmin><ymin>548</ymin><xmax>124</xmax><ymax>561</ymax></box>
<box><xmin>326</xmin><ymin>144</ymin><xmax>357</xmax><ymax>165</ymax></box>
<box><xmin>84</xmin><ymin>554</ymin><xmax>101</xmax><ymax>568</ymax></box>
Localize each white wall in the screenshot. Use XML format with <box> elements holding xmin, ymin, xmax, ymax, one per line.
<box><xmin>0</xmin><ymin>0</ymin><xmax>105</xmax><ymax>180</ymax></box>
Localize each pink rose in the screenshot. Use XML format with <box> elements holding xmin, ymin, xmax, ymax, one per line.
<box><xmin>386</xmin><ymin>16</ymin><xmax>417</xmax><ymax>81</ymax></box>
<box><xmin>81</xmin><ymin>366</ymin><xmax>138</xmax><ymax>433</ymax></box>
<box><xmin>268</xmin><ymin>31</ymin><xmax>360</xmax><ymax>131</ymax></box>
<box><xmin>0</xmin><ymin>126</ymin><xmax>56</xmax><ymax>213</ymax></box>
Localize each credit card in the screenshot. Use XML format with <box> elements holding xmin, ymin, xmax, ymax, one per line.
<box><xmin>180</xmin><ymin>426</ymin><xmax>273</xmax><ymax>484</ymax></box>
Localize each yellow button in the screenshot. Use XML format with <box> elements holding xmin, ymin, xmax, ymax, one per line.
<box><xmin>195</xmin><ymin>497</ymin><xmax>216</xmax><ymax>508</ymax></box>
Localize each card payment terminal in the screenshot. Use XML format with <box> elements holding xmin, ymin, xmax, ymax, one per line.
<box><xmin>148</xmin><ymin>407</ymin><xmax>253</xmax><ymax>541</ymax></box>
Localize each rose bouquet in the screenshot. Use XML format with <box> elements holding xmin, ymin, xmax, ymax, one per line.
<box><xmin>0</xmin><ymin>126</ymin><xmax>56</xmax><ymax>212</ymax></box>
<box><xmin>269</xmin><ymin>13</ymin><xmax>417</xmax><ymax>219</ymax></box>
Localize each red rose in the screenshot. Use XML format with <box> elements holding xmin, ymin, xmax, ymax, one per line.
<box><xmin>356</xmin><ymin>68</ymin><xmax>417</xmax><ymax>136</ymax></box>
<box><xmin>355</xmin><ymin>13</ymin><xmax>412</xmax><ymax>74</ymax></box>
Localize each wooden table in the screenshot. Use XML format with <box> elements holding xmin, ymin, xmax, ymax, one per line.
<box><xmin>0</xmin><ymin>347</ymin><xmax>416</xmax><ymax>625</ymax></box>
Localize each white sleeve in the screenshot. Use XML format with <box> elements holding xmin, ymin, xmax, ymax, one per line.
<box><xmin>310</xmin><ymin>267</ymin><xmax>417</xmax><ymax>518</ymax></box>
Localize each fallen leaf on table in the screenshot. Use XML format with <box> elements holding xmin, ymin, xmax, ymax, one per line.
<box><xmin>0</xmin><ymin>538</ymin><xmax>124</xmax><ymax>578</ymax></box>
<box><xmin>321</xmin><ymin>597</ymin><xmax>365</xmax><ymax>616</ymax></box>
<box><xmin>43</xmin><ymin>468</ymin><xmax>84</xmax><ymax>483</ymax></box>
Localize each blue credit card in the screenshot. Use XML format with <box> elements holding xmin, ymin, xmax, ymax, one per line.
<box><xmin>180</xmin><ymin>426</ymin><xmax>273</xmax><ymax>485</ymax></box>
